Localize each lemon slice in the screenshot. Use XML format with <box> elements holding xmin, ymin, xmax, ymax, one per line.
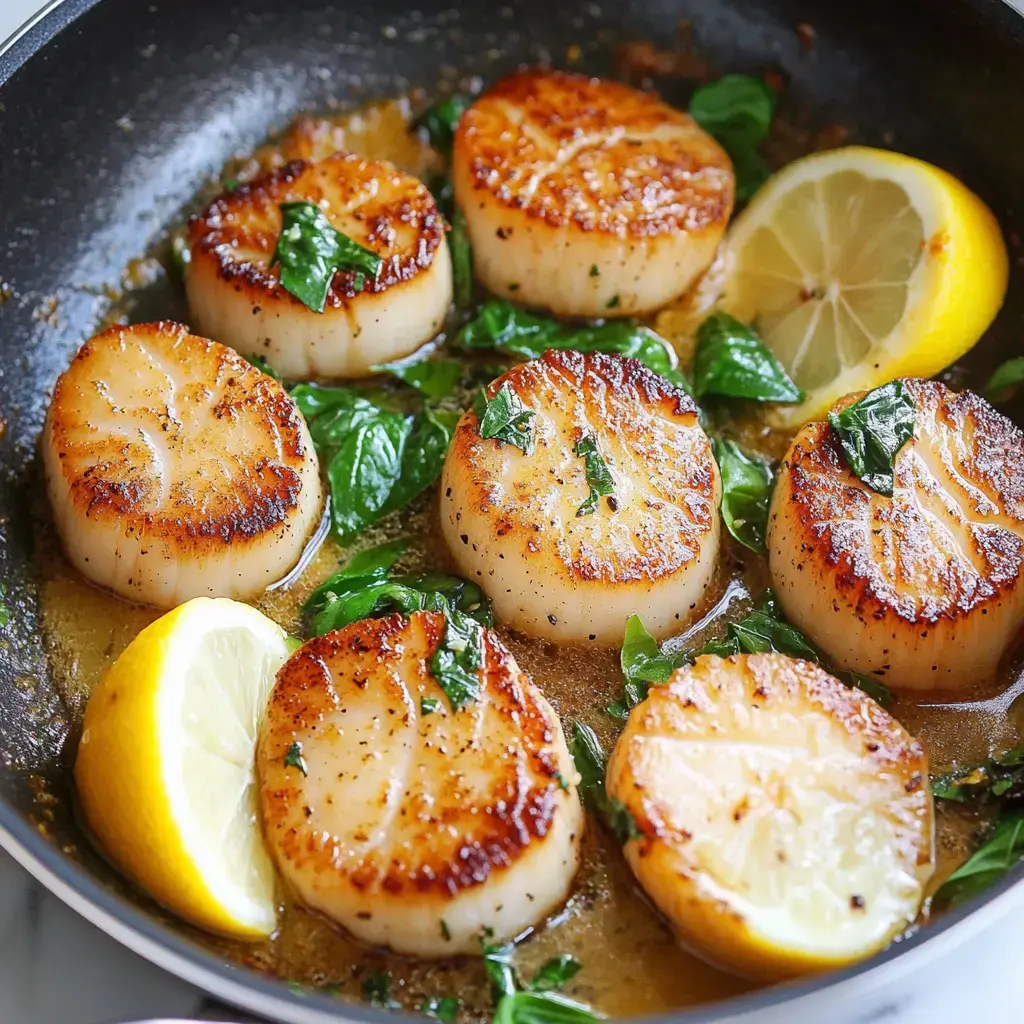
<box><xmin>722</xmin><ymin>146</ymin><xmax>1008</xmax><ymax>427</ymax></box>
<box><xmin>75</xmin><ymin>598</ymin><xmax>290</xmax><ymax>938</ymax></box>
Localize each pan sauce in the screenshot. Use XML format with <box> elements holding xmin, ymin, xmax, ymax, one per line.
<box><xmin>33</xmin><ymin>97</ymin><xmax>1024</xmax><ymax>1018</ymax></box>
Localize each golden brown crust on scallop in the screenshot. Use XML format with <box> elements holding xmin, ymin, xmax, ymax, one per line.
<box><xmin>258</xmin><ymin>611</ymin><xmax>570</xmax><ymax>897</ymax></box>
<box><xmin>45</xmin><ymin>321</ymin><xmax>312</xmax><ymax>549</ymax></box>
<box><xmin>187</xmin><ymin>153</ymin><xmax>445</xmax><ymax>306</ymax></box>
<box><xmin>453</xmin><ymin>69</ymin><xmax>734</xmax><ymax>239</ymax></box>
<box><xmin>776</xmin><ymin>377</ymin><xmax>1024</xmax><ymax>626</ymax></box>
<box><xmin>447</xmin><ymin>349</ymin><xmax>714</xmax><ymax>585</ymax></box>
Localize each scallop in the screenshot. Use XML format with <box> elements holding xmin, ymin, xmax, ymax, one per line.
<box><xmin>186</xmin><ymin>152</ymin><xmax>452</xmax><ymax>379</ymax></box>
<box><xmin>256</xmin><ymin>611</ymin><xmax>583</xmax><ymax>956</ymax></box>
<box><xmin>768</xmin><ymin>377</ymin><xmax>1024</xmax><ymax>691</ymax></box>
<box><xmin>452</xmin><ymin>69</ymin><xmax>734</xmax><ymax>319</ymax></box>
<box><xmin>439</xmin><ymin>349</ymin><xmax>721</xmax><ymax>644</ymax></box>
<box><xmin>42</xmin><ymin>321</ymin><xmax>323</xmax><ymax>609</ymax></box>
<box><xmin>605</xmin><ymin>652</ymin><xmax>934</xmax><ymax>982</ymax></box>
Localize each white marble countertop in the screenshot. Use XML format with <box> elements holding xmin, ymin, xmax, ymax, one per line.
<box><xmin>4</xmin><ymin>2</ymin><xmax>1024</xmax><ymax>1023</ymax></box>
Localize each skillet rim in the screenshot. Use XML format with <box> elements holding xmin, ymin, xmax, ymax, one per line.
<box><xmin>2</xmin><ymin>0</ymin><xmax>1024</xmax><ymax>1020</ymax></box>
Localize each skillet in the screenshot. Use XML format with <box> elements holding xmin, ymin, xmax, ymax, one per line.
<box><xmin>1</xmin><ymin>0</ymin><xmax>1024</xmax><ymax>1021</ymax></box>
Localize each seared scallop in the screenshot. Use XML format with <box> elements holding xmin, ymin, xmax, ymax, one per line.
<box><xmin>257</xmin><ymin>611</ymin><xmax>583</xmax><ymax>956</ymax></box>
<box><xmin>42</xmin><ymin>322</ymin><xmax>323</xmax><ymax>609</ymax></box>
<box><xmin>606</xmin><ymin>653</ymin><xmax>934</xmax><ymax>982</ymax></box>
<box><xmin>186</xmin><ymin>153</ymin><xmax>452</xmax><ymax>379</ymax></box>
<box><xmin>440</xmin><ymin>350</ymin><xmax>720</xmax><ymax>644</ymax></box>
<box><xmin>452</xmin><ymin>69</ymin><xmax>734</xmax><ymax>319</ymax></box>
<box><xmin>768</xmin><ymin>378</ymin><xmax>1024</xmax><ymax>692</ymax></box>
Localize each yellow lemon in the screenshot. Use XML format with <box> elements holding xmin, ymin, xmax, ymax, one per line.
<box><xmin>75</xmin><ymin>597</ymin><xmax>290</xmax><ymax>938</ymax></box>
<box><xmin>721</xmin><ymin>146</ymin><xmax>1008</xmax><ymax>427</ymax></box>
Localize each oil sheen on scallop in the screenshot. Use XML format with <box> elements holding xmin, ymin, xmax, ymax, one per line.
<box><xmin>256</xmin><ymin>611</ymin><xmax>584</xmax><ymax>957</ymax></box>
<box><xmin>440</xmin><ymin>349</ymin><xmax>721</xmax><ymax>644</ymax></box>
<box><xmin>42</xmin><ymin>322</ymin><xmax>323</xmax><ymax>609</ymax></box>
<box><xmin>768</xmin><ymin>377</ymin><xmax>1024</xmax><ymax>691</ymax></box>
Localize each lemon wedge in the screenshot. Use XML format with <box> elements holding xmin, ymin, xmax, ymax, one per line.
<box><xmin>75</xmin><ymin>597</ymin><xmax>290</xmax><ymax>938</ymax></box>
<box><xmin>721</xmin><ymin>146</ymin><xmax>1008</xmax><ymax>427</ymax></box>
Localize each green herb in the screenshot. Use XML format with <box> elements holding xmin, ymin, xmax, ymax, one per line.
<box><xmin>689</xmin><ymin>74</ymin><xmax>775</xmax><ymax>201</ymax></box>
<box><xmin>574</xmin><ymin>434</ymin><xmax>614</xmax><ymax>517</ymax></box>
<box><xmin>932</xmin><ymin>746</ymin><xmax>1024</xmax><ymax>803</ymax></box>
<box><xmin>570</xmin><ymin>721</ymin><xmax>642</xmax><ymax>844</ymax></box>
<box><xmin>432</xmin><ymin>609</ymin><xmax>486</xmax><ymax>710</ymax></box>
<box><xmin>828</xmin><ymin>381</ymin><xmax>915</xmax><ymax>496</ymax></box>
<box><xmin>933</xmin><ymin>808</ymin><xmax>1024</xmax><ymax>907</ymax></box>
<box><xmin>170</xmin><ymin>231</ymin><xmax>191</xmax><ymax>279</ymax></box>
<box><xmin>845</xmin><ymin>671</ymin><xmax>895</xmax><ymax>710</ymax></box>
<box><xmin>605</xmin><ymin>295</ymin><xmax>620</xmax><ymax>309</ymax></box>
<box><xmin>222</xmin><ymin>177</ymin><xmax>240</xmax><ymax>192</ymax></box>
<box><xmin>0</xmin><ymin>585</ymin><xmax>9</xmax><ymax>629</ymax></box>
<box><xmin>713</xmin><ymin>437</ymin><xmax>773</xmax><ymax>552</ymax></box>
<box><xmin>493</xmin><ymin>991</ymin><xmax>603</xmax><ymax>1024</ymax></box>
<box><xmin>372</xmin><ymin>355</ymin><xmax>464</xmax><ymax>400</ymax></box>
<box><xmin>985</xmin><ymin>358</ymin><xmax>1024</xmax><ymax>402</ymax></box>
<box><xmin>483</xmin><ymin>939</ymin><xmax>518</xmax><ymax>1000</ymax></box>
<box><xmin>422</xmin><ymin>697</ymin><xmax>443</xmax><ymax>716</ymax></box>
<box><xmin>693</xmin><ymin>313</ymin><xmax>803</xmax><ymax>403</ymax></box>
<box><xmin>553</xmin><ymin>772</ymin><xmax>569</xmax><ymax>791</ymax></box>
<box><xmin>607</xmin><ymin>615</ymin><xmax>690</xmax><ymax>717</ymax></box>
<box><xmin>451</xmin><ymin>207</ymin><xmax>474</xmax><ymax>308</ymax></box>
<box><xmin>304</xmin><ymin>541</ymin><xmax>492</xmax><ymax>637</ymax></box>
<box><xmin>422</xmin><ymin>997</ymin><xmax>460</xmax><ymax>1022</ymax></box>
<box><xmin>283</xmin><ymin>742</ymin><xmax>307</xmax><ymax>776</ymax></box>
<box><xmin>272</xmin><ymin>201</ymin><xmax>383</xmax><ymax>313</ymax></box>
<box><xmin>589</xmin><ymin>265</ymin><xmax>600</xmax><ymax>277</ymax></box>
<box><xmin>458</xmin><ymin>300</ymin><xmax>690</xmax><ymax>393</ymax></box>
<box><xmin>291</xmin><ymin>384</ymin><xmax>457</xmax><ymax>541</ymax></box>
<box><xmin>363</xmin><ymin>971</ymin><xmax>401</xmax><ymax>1009</ymax></box>
<box><xmin>475</xmin><ymin>383</ymin><xmax>537</xmax><ymax>454</ymax></box>
<box><xmin>414</xmin><ymin>93</ymin><xmax>471</xmax><ymax>158</ymax></box>
<box><xmin>527</xmin><ymin>956</ymin><xmax>582</xmax><ymax>993</ymax></box>
<box><xmin>243</xmin><ymin>353</ymin><xmax>283</xmax><ymax>382</ymax></box>
<box><xmin>697</xmin><ymin>594</ymin><xmax>818</xmax><ymax>662</ymax></box>
<box><xmin>285</xmin><ymin>635</ymin><xmax>303</xmax><ymax>654</ymax></box>
<box><xmin>440</xmin><ymin>919</ymin><xmax>451</xmax><ymax>940</ymax></box>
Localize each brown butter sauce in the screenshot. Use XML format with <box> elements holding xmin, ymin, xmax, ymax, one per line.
<box><xmin>34</xmin><ymin>97</ymin><xmax>1021</xmax><ymax>1019</ymax></box>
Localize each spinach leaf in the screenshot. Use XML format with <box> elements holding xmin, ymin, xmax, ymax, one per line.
<box><xmin>527</xmin><ymin>957</ymin><xmax>583</xmax><ymax>994</ymax></box>
<box><xmin>475</xmin><ymin>383</ymin><xmax>537</xmax><ymax>454</ymax></box>
<box><xmin>372</xmin><ymin>354</ymin><xmax>463</xmax><ymax>400</ymax></box>
<box><xmin>483</xmin><ymin>940</ymin><xmax>519</xmax><ymax>1000</ymax></box>
<box><xmin>421</xmin><ymin>697</ymin><xmax>443</xmax><ymax>716</ymax></box>
<box><xmin>272</xmin><ymin>201</ymin><xmax>383</xmax><ymax>313</ymax></box>
<box><xmin>932</xmin><ymin>746</ymin><xmax>1024</xmax><ymax>803</ymax></box>
<box><xmin>933</xmin><ymin>808</ymin><xmax>1024</xmax><ymax>907</ymax></box>
<box><xmin>697</xmin><ymin>599</ymin><xmax>819</xmax><ymax>662</ymax></box>
<box><xmin>451</xmin><ymin>206</ymin><xmax>474</xmax><ymax>308</ymax></box>
<box><xmin>422</xmin><ymin>997</ymin><xmax>460</xmax><ymax>1022</ymax></box>
<box><xmin>570</xmin><ymin>721</ymin><xmax>642</xmax><ymax>844</ymax></box>
<box><xmin>713</xmin><ymin>437</ymin><xmax>773</xmax><ymax>552</ymax></box>
<box><xmin>689</xmin><ymin>74</ymin><xmax>775</xmax><ymax>202</ymax></box>
<box><xmin>243</xmin><ymin>353</ymin><xmax>283</xmax><ymax>382</ymax></box>
<box><xmin>574</xmin><ymin>434</ymin><xmax>615</xmax><ymax>517</ymax></box>
<box><xmin>693</xmin><ymin>313</ymin><xmax>803</xmax><ymax>403</ymax></box>
<box><xmin>292</xmin><ymin>384</ymin><xmax>456</xmax><ymax>540</ymax></box>
<box><xmin>607</xmin><ymin>615</ymin><xmax>691</xmax><ymax>718</ymax></box>
<box><xmin>414</xmin><ymin>93</ymin><xmax>471</xmax><ymax>158</ymax></box>
<box><xmin>304</xmin><ymin>542</ymin><xmax>493</xmax><ymax>637</ymax></box>
<box><xmin>985</xmin><ymin>358</ymin><xmax>1024</xmax><ymax>402</ymax></box>
<box><xmin>493</xmin><ymin>992</ymin><xmax>603</xmax><ymax>1024</ymax></box>
<box><xmin>458</xmin><ymin>300</ymin><xmax>690</xmax><ymax>393</ymax></box>
<box><xmin>828</xmin><ymin>381</ymin><xmax>915</xmax><ymax>496</ymax></box>
<box><xmin>432</xmin><ymin>608</ymin><xmax>486</xmax><ymax>710</ymax></box>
